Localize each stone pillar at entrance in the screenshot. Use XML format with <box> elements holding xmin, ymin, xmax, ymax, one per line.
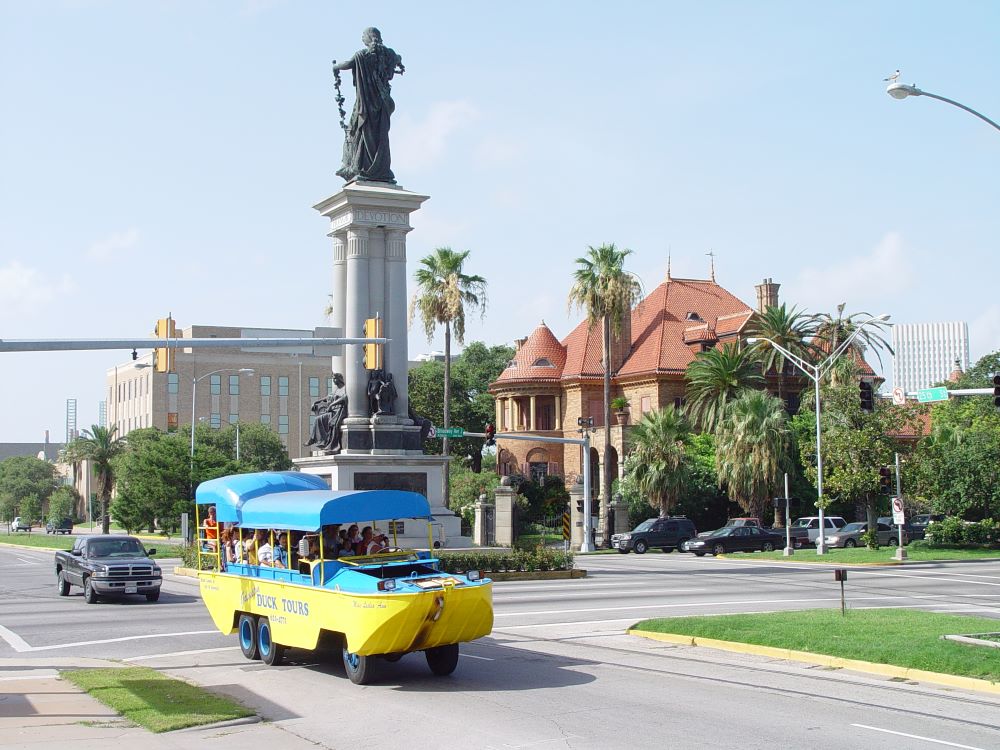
<box><xmin>473</xmin><ymin>494</ymin><xmax>493</xmax><ymax>547</ymax></box>
<box><xmin>493</xmin><ymin>481</ymin><xmax>515</xmax><ymax>547</ymax></box>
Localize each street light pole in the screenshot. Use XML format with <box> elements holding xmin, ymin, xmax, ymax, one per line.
<box><xmin>887</xmin><ymin>83</ymin><xmax>1000</xmax><ymax>133</ymax></box>
<box><xmin>190</xmin><ymin>368</ymin><xmax>254</xmax><ymax>484</ymax></box>
<box><xmin>748</xmin><ymin>313</ymin><xmax>889</xmax><ymax>555</ymax></box>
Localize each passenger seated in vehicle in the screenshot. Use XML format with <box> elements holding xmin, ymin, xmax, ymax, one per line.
<box><xmin>361</xmin><ymin>526</ymin><xmax>389</xmax><ymax>555</ymax></box>
<box><xmin>273</xmin><ymin>532</ymin><xmax>289</xmax><ymax>569</ymax></box>
<box><xmin>346</xmin><ymin>524</ymin><xmax>362</xmax><ymax>555</ymax></box>
<box><xmin>204</xmin><ymin>505</ymin><xmax>218</xmax><ymax>551</ymax></box>
<box><xmin>321</xmin><ymin>524</ymin><xmax>340</xmax><ymax>558</ymax></box>
<box><xmin>337</xmin><ymin>529</ymin><xmax>349</xmax><ymax>557</ymax></box>
<box><xmin>257</xmin><ymin>530</ymin><xmax>274</xmax><ymax>566</ymax></box>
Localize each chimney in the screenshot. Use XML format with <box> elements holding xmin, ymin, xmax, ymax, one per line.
<box><xmin>514</xmin><ymin>337</ymin><xmax>528</xmax><ymax>351</ymax></box>
<box><xmin>755</xmin><ymin>278</ymin><xmax>780</xmax><ymax>312</ymax></box>
<box><xmin>45</xmin><ymin>429</ymin><xmax>50</xmax><ymax>444</ymax></box>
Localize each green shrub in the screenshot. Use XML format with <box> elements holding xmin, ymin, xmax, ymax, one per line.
<box><xmin>926</xmin><ymin>517</ymin><xmax>966</xmax><ymax>545</ymax></box>
<box><xmin>860</xmin><ymin>529</ymin><xmax>880</xmax><ymax>550</ymax></box>
<box><xmin>438</xmin><ymin>546</ymin><xmax>574</xmax><ymax>574</ymax></box>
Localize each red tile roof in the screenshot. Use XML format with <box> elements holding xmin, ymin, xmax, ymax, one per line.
<box><xmin>493</xmin><ymin>322</ymin><xmax>566</xmax><ymax>383</ymax></box>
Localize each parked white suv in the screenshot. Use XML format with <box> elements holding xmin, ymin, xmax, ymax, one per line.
<box><xmin>11</xmin><ymin>516</ymin><xmax>32</xmax><ymax>532</ymax></box>
<box><xmin>789</xmin><ymin>516</ymin><xmax>847</xmax><ymax>545</ymax></box>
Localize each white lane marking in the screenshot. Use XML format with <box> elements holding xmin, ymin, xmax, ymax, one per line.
<box><xmin>496</xmin><ymin>617</ymin><xmax>639</xmax><ymax>630</ymax></box>
<box><xmin>495</xmin><ymin>588</ymin><xmax>707</xmax><ymax>601</ymax></box>
<box><xmin>126</xmin><ymin>646</ymin><xmax>239</xmax><ymax>662</ymax></box>
<box><xmin>0</xmin><ymin>626</ymin><xmax>218</xmax><ymax>653</ymax></box>
<box><xmin>459</xmin><ymin>653</ymin><xmax>493</xmax><ymax>661</ymax></box>
<box><xmin>851</xmin><ymin>723</ymin><xmax>987</xmax><ymax>750</ymax></box>
<box><xmin>15</xmin><ymin>556</ymin><xmax>39</xmax><ymax>565</ymax></box>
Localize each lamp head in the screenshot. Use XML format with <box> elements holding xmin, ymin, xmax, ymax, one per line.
<box><xmin>887</xmin><ymin>83</ymin><xmax>922</xmax><ymax>100</ymax></box>
<box><xmin>746</xmin><ymin>338</ymin><xmax>759</xmax><ymax>344</ymax></box>
<box><xmin>874</xmin><ymin>313</ymin><xmax>891</xmax><ymax>322</ymax></box>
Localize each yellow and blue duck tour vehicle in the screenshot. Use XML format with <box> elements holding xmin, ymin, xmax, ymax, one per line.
<box><xmin>194</xmin><ymin>472</ymin><xmax>493</xmax><ymax>684</ymax></box>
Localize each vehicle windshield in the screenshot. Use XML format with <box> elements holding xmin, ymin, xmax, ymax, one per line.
<box><xmin>841</xmin><ymin>523</ymin><xmax>866</xmax><ymax>533</ymax></box>
<box><xmin>707</xmin><ymin>527</ymin><xmax>734</xmax><ymax>538</ymax></box>
<box><xmin>89</xmin><ymin>539</ymin><xmax>146</xmax><ymax>558</ymax></box>
<box><xmin>790</xmin><ymin>519</ymin><xmax>812</xmax><ymax>528</ymax></box>
<box><xmin>632</xmin><ymin>520</ymin><xmax>656</xmax><ymax>532</ymax></box>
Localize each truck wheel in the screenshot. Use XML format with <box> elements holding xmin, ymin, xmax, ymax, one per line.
<box><xmin>425</xmin><ymin>643</ymin><xmax>460</xmax><ymax>676</ymax></box>
<box><xmin>57</xmin><ymin>571</ymin><xmax>70</xmax><ymax>596</ymax></box>
<box><xmin>633</xmin><ymin>540</ymin><xmax>648</xmax><ymax>555</ymax></box>
<box><xmin>257</xmin><ymin>618</ymin><xmax>285</xmax><ymax>666</ymax></box>
<box><xmin>343</xmin><ymin>647</ymin><xmax>374</xmax><ymax>685</ymax></box>
<box><xmin>145</xmin><ymin>589</ymin><xmax>160</xmax><ymax>602</ymax></box>
<box><xmin>83</xmin><ymin>577</ymin><xmax>98</xmax><ymax>604</ymax></box>
<box><xmin>238</xmin><ymin>614</ymin><xmax>260</xmax><ymax>660</ymax></box>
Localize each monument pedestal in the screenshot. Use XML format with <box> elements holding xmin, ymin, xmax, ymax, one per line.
<box><xmin>294</xmin><ymin>453</ymin><xmax>466</xmax><ymax>548</ymax></box>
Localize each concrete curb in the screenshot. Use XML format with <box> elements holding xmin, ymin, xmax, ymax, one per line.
<box><xmin>0</xmin><ymin>540</ymin><xmax>70</xmax><ymax>553</ymax></box>
<box><xmin>172</xmin><ymin>565</ymin><xmax>586</xmax><ymax>581</ymax></box>
<box><xmin>170</xmin><ymin>714</ymin><xmax>262</xmax><ymax>732</ymax></box>
<box><xmin>628</xmin><ymin>629</ymin><xmax>1000</xmax><ymax>694</ymax></box>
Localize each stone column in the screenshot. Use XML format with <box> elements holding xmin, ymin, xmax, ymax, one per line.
<box><xmin>529</xmin><ymin>395</ymin><xmax>537</xmax><ymax>431</ymax></box>
<box><xmin>493</xmin><ymin>481</ymin><xmax>515</xmax><ymax>547</ymax></box>
<box><xmin>330</xmin><ymin>232</ymin><xmax>347</xmax><ymax>377</ymax></box>
<box><xmin>385</xmin><ymin>229</ymin><xmax>409</xmax><ymax>419</ymax></box>
<box><xmin>473</xmin><ymin>494</ymin><xmax>493</xmax><ymax>547</ymax></box>
<box><xmin>554</xmin><ymin>394</ymin><xmax>561</xmax><ymax>430</ymax></box>
<box><xmin>345</xmin><ymin>226</ymin><xmax>369</xmax><ymax>419</ymax></box>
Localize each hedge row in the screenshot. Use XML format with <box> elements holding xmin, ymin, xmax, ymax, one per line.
<box><xmin>924</xmin><ymin>517</ymin><xmax>1000</xmax><ymax>546</ymax></box>
<box><xmin>438</xmin><ymin>547</ymin><xmax>574</xmax><ymax>574</ymax></box>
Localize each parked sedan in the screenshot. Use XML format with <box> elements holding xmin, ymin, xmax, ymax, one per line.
<box><xmin>682</xmin><ymin>526</ymin><xmax>785</xmax><ymax>556</ymax></box>
<box><xmin>824</xmin><ymin>522</ymin><xmax>908</xmax><ymax>548</ymax></box>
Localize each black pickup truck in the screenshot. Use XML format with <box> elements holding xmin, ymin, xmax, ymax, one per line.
<box><xmin>54</xmin><ymin>535</ymin><xmax>162</xmax><ymax>603</ymax></box>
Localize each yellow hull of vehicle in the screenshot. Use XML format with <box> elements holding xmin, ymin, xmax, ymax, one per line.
<box><xmin>199</xmin><ymin>572</ymin><xmax>493</xmax><ymax>656</ymax></box>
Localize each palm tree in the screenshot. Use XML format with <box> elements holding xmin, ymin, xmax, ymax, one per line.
<box><xmin>683</xmin><ymin>343</ymin><xmax>763</xmax><ymax>432</ymax></box>
<box><xmin>811</xmin><ymin>303</ymin><xmax>893</xmax><ymax>375</ymax></box>
<box><xmin>746</xmin><ymin>303</ymin><xmax>816</xmax><ymax>404</ymax></box>
<box><xmin>714</xmin><ymin>391</ymin><xmax>792</xmax><ymax>521</ymax></box>
<box><xmin>627</xmin><ymin>407</ymin><xmax>692</xmax><ymax>516</ymax></box>
<box><xmin>567</xmin><ymin>244</ymin><xmax>643</xmax><ymax>545</ymax></box>
<box><xmin>409</xmin><ymin>247</ymin><xmax>487</xmax><ymax>509</ymax></box>
<box><xmin>64</xmin><ymin>425</ymin><xmax>126</xmax><ymax>534</ymax></box>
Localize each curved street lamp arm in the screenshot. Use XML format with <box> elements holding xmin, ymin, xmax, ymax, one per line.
<box><xmin>919</xmin><ymin>90</ymin><xmax>1000</xmax><ymax>133</ymax></box>
<box><xmin>751</xmin><ymin>337</ymin><xmax>818</xmax><ymax>382</ymax></box>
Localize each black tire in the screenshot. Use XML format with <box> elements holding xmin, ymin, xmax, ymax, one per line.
<box><xmin>343</xmin><ymin>646</ymin><xmax>374</xmax><ymax>685</ymax></box>
<box><xmin>425</xmin><ymin>643</ymin><xmax>460</xmax><ymax>676</ymax></box>
<box><xmin>238</xmin><ymin>614</ymin><xmax>260</xmax><ymax>660</ymax></box>
<box><xmin>633</xmin><ymin>540</ymin><xmax>648</xmax><ymax>555</ymax></box>
<box><xmin>617</xmin><ymin>548</ymin><xmax>629</xmax><ymax>554</ymax></box>
<box><xmin>382</xmin><ymin>653</ymin><xmax>403</xmax><ymax>663</ymax></box>
<box><xmin>57</xmin><ymin>571</ymin><xmax>70</xmax><ymax>596</ymax></box>
<box><xmin>844</xmin><ymin>539</ymin><xmax>857</xmax><ymax>548</ymax></box>
<box><xmin>661</xmin><ymin>547</ymin><xmax>674</xmax><ymax>554</ymax></box>
<box><xmin>83</xmin><ymin>577</ymin><xmax>98</xmax><ymax>604</ymax></box>
<box><xmin>762</xmin><ymin>542</ymin><xmax>774</xmax><ymax>552</ymax></box>
<box><xmin>712</xmin><ymin>543</ymin><xmax>726</xmax><ymax>556</ymax></box>
<box><xmin>258</xmin><ymin>618</ymin><xmax>284</xmax><ymax>666</ymax></box>
<box><xmin>145</xmin><ymin>589</ymin><xmax>160</xmax><ymax>602</ymax></box>
<box><xmin>676</xmin><ymin>538</ymin><xmax>690</xmax><ymax>553</ymax></box>
<box><xmin>695</xmin><ymin>552</ymin><xmax>706</xmax><ymax>557</ymax></box>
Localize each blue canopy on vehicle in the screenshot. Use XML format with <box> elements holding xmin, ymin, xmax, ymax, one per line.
<box><xmin>196</xmin><ymin>472</ymin><xmax>431</xmax><ymax>530</ymax></box>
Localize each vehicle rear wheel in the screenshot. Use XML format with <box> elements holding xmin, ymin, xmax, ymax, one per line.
<box><xmin>425</xmin><ymin>643</ymin><xmax>460</xmax><ymax>676</ymax></box>
<box><xmin>712</xmin><ymin>543</ymin><xmax>726</xmax><ymax>556</ymax></box>
<box><xmin>83</xmin><ymin>577</ymin><xmax>98</xmax><ymax>604</ymax></box>
<box><xmin>343</xmin><ymin>647</ymin><xmax>374</xmax><ymax>685</ymax></box>
<box><xmin>57</xmin><ymin>571</ymin><xmax>70</xmax><ymax>596</ymax></box>
<box><xmin>762</xmin><ymin>542</ymin><xmax>774</xmax><ymax>552</ymax></box>
<box><xmin>888</xmin><ymin>537</ymin><xmax>898</xmax><ymax>546</ymax></box>
<box><xmin>676</xmin><ymin>538</ymin><xmax>690</xmax><ymax>553</ymax></box>
<box><xmin>258</xmin><ymin>617</ymin><xmax>284</xmax><ymax>666</ymax></box>
<box><xmin>238</xmin><ymin>614</ymin><xmax>259</xmax><ymax>660</ymax></box>
<box><xmin>382</xmin><ymin>653</ymin><xmax>403</xmax><ymax>663</ymax></box>
<box><xmin>633</xmin><ymin>540</ymin><xmax>648</xmax><ymax>555</ymax></box>
<box><xmin>145</xmin><ymin>589</ymin><xmax>160</xmax><ymax>602</ymax></box>
<box><xmin>844</xmin><ymin>539</ymin><xmax>857</xmax><ymax>548</ymax></box>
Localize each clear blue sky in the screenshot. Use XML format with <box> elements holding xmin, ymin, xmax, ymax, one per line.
<box><xmin>2</xmin><ymin>1</ymin><xmax>998</xmax><ymax>442</ymax></box>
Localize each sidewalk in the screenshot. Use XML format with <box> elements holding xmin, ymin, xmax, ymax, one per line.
<box><xmin>0</xmin><ymin>658</ymin><xmax>316</xmax><ymax>750</ymax></box>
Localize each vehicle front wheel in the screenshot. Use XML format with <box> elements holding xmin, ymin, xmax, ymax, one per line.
<box><xmin>844</xmin><ymin>539</ymin><xmax>857</xmax><ymax>548</ymax></box>
<box><xmin>633</xmin><ymin>540</ymin><xmax>648</xmax><ymax>555</ymax></box>
<box><xmin>238</xmin><ymin>614</ymin><xmax>259</xmax><ymax>660</ymax></box>
<box><xmin>425</xmin><ymin>643</ymin><xmax>460</xmax><ymax>676</ymax></box>
<box><xmin>83</xmin><ymin>577</ymin><xmax>98</xmax><ymax>604</ymax></box>
<box><xmin>712</xmin><ymin>543</ymin><xmax>726</xmax><ymax>556</ymax></box>
<box><xmin>617</xmin><ymin>548</ymin><xmax>629</xmax><ymax>554</ymax></box>
<box><xmin>694</xmin><ymin>552</ymin><xmax>706</xmax><ymax>557</ymax></box>
<box><xmin>762</xmin><ymin>542</ymin><xmax>774</xmax><ymax>552</ymax></box>
<box><xmin>145</xmin><ymin>589</ymin><xmax>160</xmax><ymax>602</ymax></box>
<box><xmin>343</xmin><ymin>647</ymin><xmax>374</xmax><ymax>685</ymax></box>
<box><xmin>676</xmin><ymin>538</ymin><xmax>690</xmax><ymax>553</ymax></box>
<box><xmin>258</xmin><ymin>618</ymin><xmax>284</xmax><ymax>666</ymax></box>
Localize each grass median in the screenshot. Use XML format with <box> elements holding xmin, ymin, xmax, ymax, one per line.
<box><xmin>0</xmin><ymin>532</ymin><xmax>184</xmax><ymax>556</ymax></box>
<box><xmin>633</xmin><ymin>608</ymin><xmax>1000</xmax><ymax>681</ymax></box>
<box><xmin>733</xmin><ymin>545</ymin><xmax>1000</xmax><ymax>564</ymax></box>
<box><xmin>63</xmin><ymin>666</ymin><xmax>254</xmax><ymax>733</ymax></box>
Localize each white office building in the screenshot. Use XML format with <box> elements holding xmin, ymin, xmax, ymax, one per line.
<box><xmin>892</xmin><ymin>321</ymin><xmax>970</xmax><ymax>394</ymax></box>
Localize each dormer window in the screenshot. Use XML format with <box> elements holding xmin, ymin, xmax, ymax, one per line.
<box><xmin>685</xmin><ymin>311</ymin><xmax>701</xmax><ymax>321</ymax></box>
<box><xmin>506</xmin><ymin>360</ymin><xmax>518</xmax><ymax>369</ymax></box>
<box><xmin>532</xmin><ymin>357</ymin><xmax>554</xmax><ymax>368</ymax></box>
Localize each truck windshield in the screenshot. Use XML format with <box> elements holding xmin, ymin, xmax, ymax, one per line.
<box><xmin>90</xmin><ymin>540</ymin><xmax>145</xmax><ymax>558</ymax></box>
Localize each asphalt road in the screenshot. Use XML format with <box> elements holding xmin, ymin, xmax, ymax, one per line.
<box><xmin>3</xmin><ymin>545</ymin><xmax>1000</xmax><ymax>748</ymax></box>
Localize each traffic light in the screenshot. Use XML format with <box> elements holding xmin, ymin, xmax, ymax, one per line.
<box><xmin>859</xmin><ymin>381</ymin><xmax>874</xmax><ymax>412</ymax></box>
<box><xmin>577</xmin><ymin>416</ymin><xmax>594</xmax><ymax>429</ymax></box>
<box><xmin>153</xmin><ymin>317</ymin><xmax>176</xmax><ymax>373</ymax></box>
<box><xmin>484</xmin><ymin>423</ymin><xmax>496</xmax><ymax>447</ymax></box>
<box><xmin>469</xmin><ymin>451</ymin><xmax>482</xmax><ymax>473</ymax></box>
<box><xmin>576</xmin><ymin>497</ymin><xmax>584</xmax><ymax>513</ymax></box>
<box><xmin>879</xmin><ymin>466</ymin><xmax>893</xmax><ymax>494</ymax></box>
<box><xmin>362</xmin><ymin>317</ymin><xmax>383</xmax><ymax>370</ymax></box>
<box><xmin>993</xmin><ymin>375</ymin><xmax>1000</xmax><ymax>408</ymax></box>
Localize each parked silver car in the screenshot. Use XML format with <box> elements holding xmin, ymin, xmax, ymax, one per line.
<box><xmin>824</xmin><ymin>521</ymin><xmax>908</xmax><ymax>548</ymax></box>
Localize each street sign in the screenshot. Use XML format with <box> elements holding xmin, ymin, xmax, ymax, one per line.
<box><xmin>428</xmin><ymin>425</ymin><xmax>436</xmax><ymax>438</ymax></box>
<box><xmin>916</xmin><ymin>386</ymin><xmax>949</xmax><ymax>403</ymax></box>
<box><xmin>435</xmin><ymin>427</ymin><xmax>465</xmax><ymax>438</ymax></box>
<box><xmin>891</xmin><ymin>496</ymin><xmax>905</xmax><ymax>525</ymax></box>
<box><xmin>891</xmin><ymin>387</ymin><xmax>906</xmax><ymax>406</ymax></box>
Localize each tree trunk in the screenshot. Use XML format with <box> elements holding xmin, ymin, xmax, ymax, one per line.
<box><xmin>99</xmin><ymin>472</ymin><xmax>111</xmax><ymax>535</ymax></box>
<box><xmin>443</xmin><ymin>323</ymin><xmax>451</xmax><ymax>510</ymax></box>
<box><xmin>601</xmin><ymin>315</ymin><xmax>612</xmax><ymax>547</ymax></box>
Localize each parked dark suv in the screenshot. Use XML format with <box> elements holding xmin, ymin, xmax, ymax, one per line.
<box><xmin>611</xmin><ymin>517</ymin><xmax>697</xmax><ymax>554</ymax></box>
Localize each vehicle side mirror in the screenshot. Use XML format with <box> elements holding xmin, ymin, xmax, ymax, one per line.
<box><xmin>147</xmin><ymin>549</ymin><xmax>157</xmax><ymax>557</ymax></box>
<box><xmin>71</xmin><ymin>549</ymin><xmax>82</xmax><ymax>556</ymax></box>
